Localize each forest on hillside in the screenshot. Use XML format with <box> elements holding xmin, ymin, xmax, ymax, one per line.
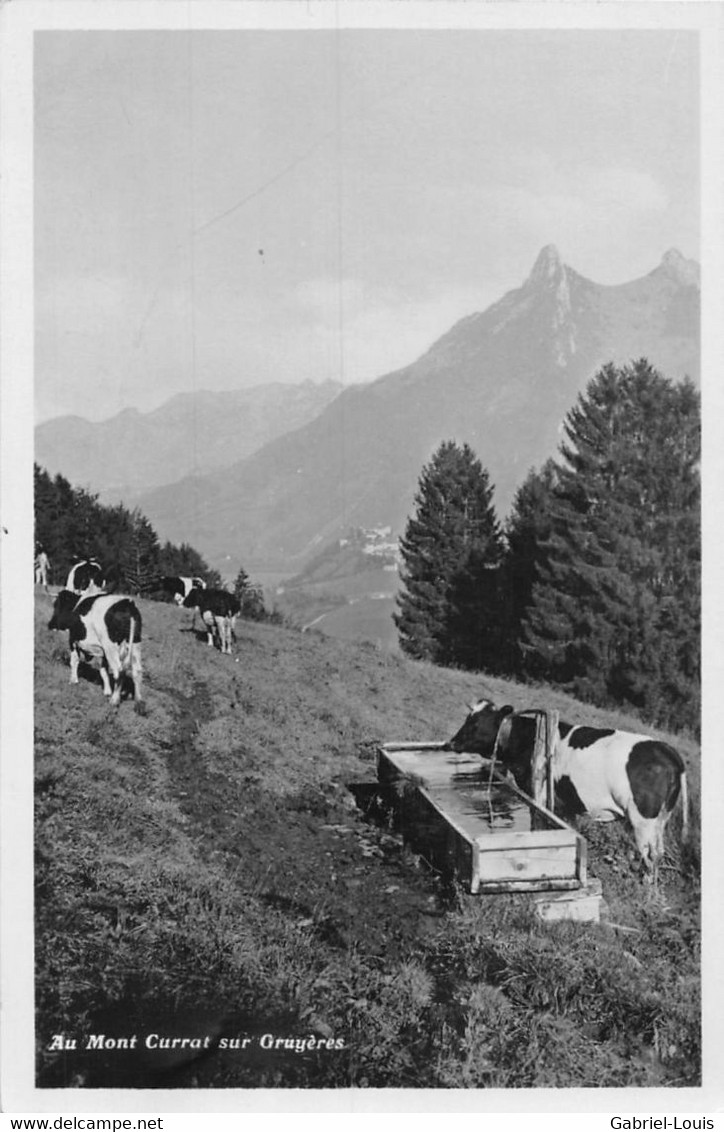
<box><xmin>33</xmin><ymin>466</ymin><xmax>273</xmax><ymax>621</ymax></box>
<box><xmin>34</xmin><ymin>464</ymin><xmax>217</xmax><ymax>594</ymax></box>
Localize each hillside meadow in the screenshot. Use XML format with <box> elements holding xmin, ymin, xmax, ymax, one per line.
<box><xmin>34</xmin><ymin>591</ymin><xmax>700</xmax><ymax>1090</ymax></box>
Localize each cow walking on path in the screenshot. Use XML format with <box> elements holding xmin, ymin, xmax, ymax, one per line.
<box><xmin>48</xmin><ymin>590</ymin><xmax>143</xmax><ymax>706</ymax></box>
<box><xmin>448</xmin><ymin>699</ymin><xmax>688</xmax><ymax>884</ymax></box>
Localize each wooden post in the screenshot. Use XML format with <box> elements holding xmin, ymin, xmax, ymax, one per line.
<box><xmin>545</xmin><ymin>710</ymin><xmax>559</xmax><ymax>813</ymax></box>
<box><xmin>528</xmin><ymin>709</ymin><xmax>558</xmax><ymax>827</ymax></box>
<box><xmin>530</xmin><ymin>711</ymin><xmax>547</xmax><ymax>830</ymax></box>
<box><xmin>530</xmin><ymin>712</ymin><xmax>547</xmax><ymax>808</ymax></box>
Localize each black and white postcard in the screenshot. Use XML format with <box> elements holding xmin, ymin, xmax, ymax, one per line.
<box><xmin>1</xmin><ymin>0</ymin><xmax>723</xmax><ymax>1116</ymax></box>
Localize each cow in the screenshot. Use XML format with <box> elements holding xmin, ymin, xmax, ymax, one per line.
<box><xmin>48</xmin><ymin>589</ymin><xmax>143</xmax><ymax>706</ymax></box>
<box><xmin>182</xmin><ymin>587</ymin><xmax>239</xmax><ymax>655</ymax></box>
<box><xmin>161</xmin><ymin>576</ymin><xmax>207</xmax><ymax>606</ymax></box>
<box><xmin>448</xmin><ymin>699</ymin><xmax>688</xmax><ymax>884</ymax></box>
<box><xmin>66</xmin><ymin>559</ymin><xmax>105</xmax><ymax>595</ymax></box>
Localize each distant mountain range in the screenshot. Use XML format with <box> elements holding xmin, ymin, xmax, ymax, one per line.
<box><xmin>125</xmin><ymin>246</ymin><xmax>699</xmax><ymax>572</ymax></box>
<box><xmin>35</xmin><ymin>380</ymin><xmax>343</xmax><ymax>502</ymax></box>
<box><xmin>36</xmin><ymin>247</ymin><xmax>699</xmax><ymax>575</ymax></box>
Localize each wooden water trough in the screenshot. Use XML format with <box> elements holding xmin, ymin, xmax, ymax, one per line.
<box><xmin>377</xmin><ymin>711</ymin><xmax>604</xmax><ymax>921</ymax></box>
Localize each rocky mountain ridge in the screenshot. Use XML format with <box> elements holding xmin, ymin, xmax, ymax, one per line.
<box><xmin>135</xmin><ymin>245</ymin><xmax>698</xmax><ymax>571</ymax></box>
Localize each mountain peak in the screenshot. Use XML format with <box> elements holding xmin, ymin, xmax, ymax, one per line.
<box><xmin>518</xmin><ymin>244</ymin><xmax>574</xmax><ymax>363</ymax></box>
<box><xmin>659</xmin><ymin>247</ymin><xmax>700</xmax><ymax>287</ymax></box>
<box><xmin>526</xmin><ymin>244</ymin><xmax>565</xmax><ymax>287</ymax></box>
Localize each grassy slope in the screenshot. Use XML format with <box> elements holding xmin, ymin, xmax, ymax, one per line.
<box><xmin>34</xmin><ymin>592</ymin><xmax>700</xmax><ymax>1090</ymax></box>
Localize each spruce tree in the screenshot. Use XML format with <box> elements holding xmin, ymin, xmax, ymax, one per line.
<box><xmin>158</xmin><ymin>541</ymin><xmax>210</xmax><ymax>581</ymax></box>
<box><xmin>122</xmin><ymin>509</ymin><xmax>162</xmax><ymax>595</ymax></box>
<box><xmin>499</xmin><ymin>460</ymin><xmax>558</xmax><ymax>674</ymax></box>
<box><xmin>34</xmin><ymin>466</ymin><xmax>106</xmax><ymax>583</ymax></box>
<box><xmin>521</xmin><ymin>360</ymin><xmax>700</xmax><ymax>729</ymax></box>
<box><xmin>233</xmin><ymin>566</ymin><xmax>267</xmax><ymax>620</ymax></box>
<box><xmin>394</xmin><ymin>440</ymin><xmax>503</xmax><ymax>666</ymax></box>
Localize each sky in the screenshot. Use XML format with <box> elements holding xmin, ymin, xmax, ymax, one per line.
<box><xmin>34</xmin><ymin>27</ymin><xmax>700</xmax><ymax>423</ymax></box>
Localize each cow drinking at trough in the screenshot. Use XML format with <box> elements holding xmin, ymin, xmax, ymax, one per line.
<box><xmin>182</xmin><ymin>587</ymin><xmax>239</xmax><ymax>655</ymax></box>
<box><xmin>48</xmin><ymin>589</ymin><xmax>143</xmax><ymax>706</ymax></box>
<box><xmin>448</xmin><ymin>699</ymin><xmax>688</xmax><ymax>883</ymax></box>
<box><xmin>66</xmin><ymin>559</ymin><xmax>105</xmax><ymax>595</ymax></box>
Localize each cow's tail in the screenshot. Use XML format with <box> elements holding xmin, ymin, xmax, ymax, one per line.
<box><xmin>679</xmin><ymin>770</ymin><xmax>689</xmax><ymax>843</ymax></box>
<box><xmin>119</xmin><ymin>610</ymin><xmax>136</xmax><ymax>674</ymax></box>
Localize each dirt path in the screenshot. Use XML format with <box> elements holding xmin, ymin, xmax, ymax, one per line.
<box><xmin>157</xmin><ymin>678</ymin><xmax>450</xmax><ymax>962</ymax></box>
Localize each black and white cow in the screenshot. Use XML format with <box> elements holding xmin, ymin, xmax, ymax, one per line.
<box><xmin>182</xmin><ymin>587</ymin><xmax>239</xmax><ymax>655</ymax></box>
<box><xmin>66</xmin><ymin>559</ymin><xmax>105</xmax><ymax>595</ymax></box>
<box><xmin>48</xmin><ymin>589</ymin><xmax>143</xmax><ymax>706</ymax></box>
<box><xmin>161</xmin><ymin>576</ymin><xmax>207</xmax><ymax>606</ymax></box>
<box><xmin>448</xmin><ymin>699</ymin><xmax>688</xmax><ymax>882</ymax></box>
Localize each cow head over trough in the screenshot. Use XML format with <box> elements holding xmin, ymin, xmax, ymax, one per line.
<box><xmin>448</xmin><ymin>699</ymin><xmax>514</xmax><ymax>758</ymax></box>
<box><xmin>447</xmin><ymin>699</ymin><xmax>541</xmax><ymax>793</ymax></box>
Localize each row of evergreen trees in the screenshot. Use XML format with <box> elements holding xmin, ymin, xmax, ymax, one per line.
<box><xmin>394</xmin><ymin>360</ymin><xmax>700</xmax><ymax>734</ymax></box>
<box><xmin>34</xmin><ymin>465</ymin><xmax>274</xmax><ymax>620</ymax></box>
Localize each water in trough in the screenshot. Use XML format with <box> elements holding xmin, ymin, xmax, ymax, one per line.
<box><xmin>444</xmin><ymin>776</ymin><xmax>545</xmax><ymax>834</ymax></box>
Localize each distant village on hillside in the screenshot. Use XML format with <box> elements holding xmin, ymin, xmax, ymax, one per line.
<box><xmin>339</xmin><ymin>526</ymin><xmax>401</xmax><ymax>569</ymax></box>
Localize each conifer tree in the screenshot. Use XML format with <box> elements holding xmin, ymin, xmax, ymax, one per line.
<box><xmin>122</xmin><ymin>509</ymin><xmax>162</xmax><ymax>595</ymax></box>
<box><xmin>521</xmin><ymin>360</ymin><xmax>700</xmax><ymax>729</ymax></box>
<box><xmin>158</xmin><ymin>541</ymin><xmax>210</xmax><ymax>581</ymax></box>
<box><xmin>394</xmin><ymin>440</ymin><xmax>503</xmax><ymax>665</ymax></box>
<box><xmin>234</xmin><ymin>566</ymin><xmax>267</xmax><ymax>620</ymax></box>
<box><xmin>34</xmin><ymin>466</ymin><xmax>106</xmax><ymax>583</ymax></box>
<box><xmin>92</xmin><ymin>503</ymin><xmax>133</xmax><ymax>588</ymax></box>
<box><xmin>499</xmin><ymin>460</ymin><xmax>558</xmax><ymax>674</ymax></box>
